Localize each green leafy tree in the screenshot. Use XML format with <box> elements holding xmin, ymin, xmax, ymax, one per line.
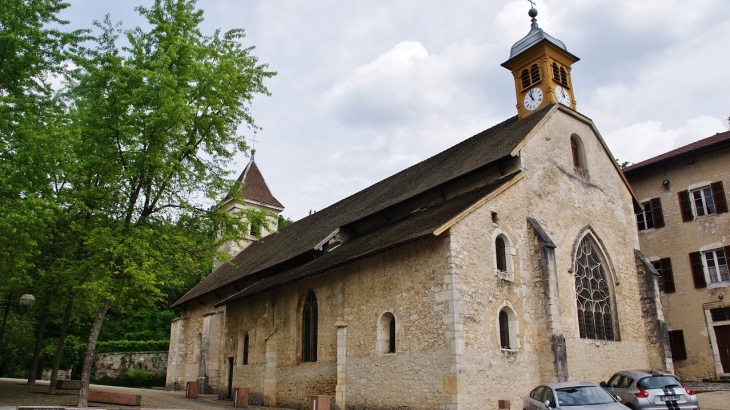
<box><xmin>60</xmin><ymin>1</ymin><xmax>274</xmax><ymax>405</ymax></box>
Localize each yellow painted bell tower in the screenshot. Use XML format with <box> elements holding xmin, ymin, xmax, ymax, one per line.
<box><xmin>501</xmin><ymin>7</ymin><xmax>579</xmax><ymax>118</ymax></box>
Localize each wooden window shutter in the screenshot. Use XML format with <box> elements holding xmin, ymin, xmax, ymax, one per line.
<box><xmin>725</xmin><ymin>246</ymin><xmax>730</xmax><ymax>263</ymax></box>
<box><xmin>678</xmin><ymin>191</ymin><xmax>694</xmax><ymax>222</ymax></box>
<box><xmin>689</xmin><ymin>251</ymin><xmax>706</xmax><ymax>288</ymax></box>
<box><xmin>668</xmin><ymin>330</ymin><xmax>687</xmax><ymax>361</ymax></box>
<box><xmin>650</xmin><ymin>198</ymin><xmax>665</xmax><ymax>228</ymax></box>
<box><xmin>711</xmin><ymin>181</ymin><xmax>728</xmax><ymax>214</ymax></box>
<box><xmin>660</xmin><ymin>258</ymin><xmax>675</xmax><ymax>293</ymax></box>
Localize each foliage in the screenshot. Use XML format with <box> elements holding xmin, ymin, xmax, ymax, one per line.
<box><xmin>277</xmin><ymin>214</ymin><xmax>293</xmax><ymax>230</ymax></box>
<box><xmin>93</xmin><ymin>368</ymin><xmax>165</xmax><ymax>388</ymax></box>
<box><xmin>99</xmin><ymin>308</ymin><xmax>178</xmax><ymax>341</ymax></box>
<box><xmin>40</xmin><ymin>334</ymin><xmax>85</xmax><ymax>369</ymax></box>
<box><xmin>95</xmin><ymin>340</ymin><xmax>170</xmax><ymax>354</ymax></box>
<box><xmin>0</xmin><ymin>314</ymin><xmax>34</xmax><ymax>375</ymax></box>
<box><xmin>615</xmin><ymin>158</ymin><xmax>631</xmax><ymax>169</ymax></box>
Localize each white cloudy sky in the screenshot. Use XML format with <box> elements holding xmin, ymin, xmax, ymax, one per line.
<box><xmin>59</xmin><ymin>0</ymin><xmax>730</xmax><ymax>220</ymax></box>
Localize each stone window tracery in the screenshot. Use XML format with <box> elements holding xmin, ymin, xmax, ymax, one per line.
<box><xmin>574</xmin><ymin>236</ymin><xmax>616</xmax><ymax>341</ymax></box>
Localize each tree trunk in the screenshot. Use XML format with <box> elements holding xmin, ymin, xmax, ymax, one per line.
<box><xmin>0</xmin><ymin>293</ymin><xmax>13</xmax><ymax>349</ymax></box>
<box><xmin>27</xmin><ymin>296</ymin><xmax>51</xmax><ymax>386</ymax></box>
<box><xmin>49</xmin><ymin>298</ymin><xmax>73</xmax><ymax>394</ymax></box>
<box><xmin>77</xmin><ymin>298</ymin><xmax>110</xmax><ymax>407</ymax></box>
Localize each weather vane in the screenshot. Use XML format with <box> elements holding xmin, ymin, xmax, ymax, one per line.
<box><xmin>527</xmin><ymin>0</ymin><xmax>536</xmax><ymax>8</ymax></box>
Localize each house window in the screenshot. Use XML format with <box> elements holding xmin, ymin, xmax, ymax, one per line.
<box><xmin>711</xmin><ymin>307</ymin><xmax>730</xmax><ymax>322</ymax></box>
<box><xmin>679</xmin><ymin>181</ymin><xmax>728</xmax><ymax>221</ymax></box>
<box><xmin>651</xmin><ymin>258</ymin><xmax>675</xmax><ymax>293</ymax></box>
<box><xmin>668</xmin><ymin>330</ymin><xmax>687</xmax><ymax>360</ymax></box>
<box><xmin>242</xmin><ymin>333</ymin><xmax>249</xmax><ymax>365</ymax></box>
<box><xmin>302</xmin><ymin>290</ymin><xmax>318</xmax><ymax>362</ymax></box>
<box><xmin>692</xmin><ymin>186</ymin><xmax>716</xmax><ymax>216</ymax></box>
<box><xmin>495</xmin><ymin>237</ymin><xmax>507</xmax><ymax>272</ymax></box>
<box><xmin>570</xmin><ymin>135</ymin><xmax>586</xmax><ymax>171</ymax></box>
<box><xmin>250</xmin><ymin>223</ymin><xmax>259</xmax><ymax>236</ymax></box>
<box><xmin>552</xmin><ymin>63</ymin><xmax>560</xmax><ymax>82</ymax></box>
<box><xmin>635</xmin><ymin>198</ymin><xmax>665</xmax><ymax>231</ymax></box>
<box><xmin>574</xmin><ymin>236</ymin><xmax>617</xmax><ymax>341</ymax></box>
<box><xmin>377</xmin><ymin>312</ymin><xmax>396</xmax><ymax>354</ymax></box>
<box><xmin>704</xmin><ymin>249</ymin><xmax>729</xmax><ymax>284</ymax></box>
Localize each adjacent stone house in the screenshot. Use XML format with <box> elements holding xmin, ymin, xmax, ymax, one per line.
<box><xmin>623</xmin><ymin>130</ymin><xmax>730</xmax><ymax>381</ymax></box>
<box><xmin>166</xmin><ymin>9</ymin><xmax>670</xmax><ymax>409</ymax></box>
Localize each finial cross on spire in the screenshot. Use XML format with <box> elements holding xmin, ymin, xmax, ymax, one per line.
<box><xmin>527</xmin><ymin>0</ymin><xmax>536</xmax><ymax>8</ymax></box>
<box><xmin>249</xmin><ymin>130</ymin><xmax>259</xmax><ymax>158</ymax></box>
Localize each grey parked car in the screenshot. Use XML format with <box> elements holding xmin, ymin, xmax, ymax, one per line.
<box><xmin>600</xmin><ymin>369</ymin><xmax>700</xmax><ymax>410</ymax></box>
<box><xmin>524</xmin><ymin>381</ymin><xmax>625</xmax><ymax>410</ymax></box>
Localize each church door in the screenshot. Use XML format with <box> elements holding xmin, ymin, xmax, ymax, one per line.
<box><xmin>715</xmin><ymin>325</ymin><xmax>730</xmax><ymax>373</ymax></box>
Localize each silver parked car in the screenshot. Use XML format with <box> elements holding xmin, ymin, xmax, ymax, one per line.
<box><xmin>600</xmin><ymin>369</ymin><xmax>700</xmax><ymax>410</ymax></box>
<box><xmin>524</xmin><ymin>381</ymin><xmax>625</xmax><ymax>410</ymax></box>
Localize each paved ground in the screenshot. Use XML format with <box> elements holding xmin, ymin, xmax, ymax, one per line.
<box><xmin>0</xmin><ymin>378</ymin><xmax>294</xmax><ymax>410</ymax></box>
<box><xmin>1</xmin><ymin>377</ymin><xmax>728</xmax><ymax>409</ymax></box>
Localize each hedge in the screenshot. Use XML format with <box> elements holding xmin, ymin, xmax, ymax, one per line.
<box><xmin>93</xmin><ymin>369</ymin><xmax>165</xmax><ymax>388</ymax></box>
<box><xmin>95</xmin><ymin>340</ymin><xmax>169</xmax><ymax>353</ymax></box>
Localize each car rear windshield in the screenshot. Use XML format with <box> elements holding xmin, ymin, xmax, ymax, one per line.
<box><xmin>637</xmin><ymin>375</ymin><xmax>681</xmax><ymax>390</ymax></box>
<box><xmin>555</xmin><ymin>386</ymin><xmax>615</xmax><ymax>406</ymax></box>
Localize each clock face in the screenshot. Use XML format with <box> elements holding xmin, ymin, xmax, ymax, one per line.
<box><xmin>556</xmin><ymin>86</ymin><xmax>571</xmax><ymax>106</ymax></box>
<box><xmin>523</xmin><ymin>87</ymin><xmax>543</xmax><ymax>111</ymax></box>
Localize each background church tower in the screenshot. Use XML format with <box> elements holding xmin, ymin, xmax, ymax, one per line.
<box><xmin>501</xmin><ymin>6</ymin><xmax>579</xmax><ymax>118</ymax></box>
<box><xmin>214</xmin><ymin>151</ymin><xmax>284</xmax><ymax>269</ymax></box>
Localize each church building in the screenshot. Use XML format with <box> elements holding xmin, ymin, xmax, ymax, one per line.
<box><xmin>166</xmin><ymin>8</ymin><xmax>671</xmax><ymax>409</ymax></box>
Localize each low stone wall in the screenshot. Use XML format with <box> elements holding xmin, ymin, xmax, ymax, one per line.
<box><xmin>94</xmin><ymin>351</ymin><xmax>168</xmax><ymax>378</ymax></box>
<box><xmin>40</xmin><ymin>368</ymin><xmax>73</xmax><ymax>381</ymax></box>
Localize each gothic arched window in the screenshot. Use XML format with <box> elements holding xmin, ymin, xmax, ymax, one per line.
<box><xmin>570</xmin><ymin>135</ymin><xmax>586</xmax><ymax>171</ymax></box>
<box><xmin>302</xmin><ymin>290</ymin><xmax>318</xmax><ymax>362</ymax></box>
<box><xmin>574</xmin><ymin>236</ymin><xmax>617</xmax><ymax>341</ymax></box>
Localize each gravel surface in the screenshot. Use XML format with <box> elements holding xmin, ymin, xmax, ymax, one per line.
<box><xmin>0</xmin><ymin>378</ymin><xmax>294</xmax><ymax>409</ymax></box>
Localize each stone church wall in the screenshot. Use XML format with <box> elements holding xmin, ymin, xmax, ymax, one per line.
<box><xmin>221</xmin><ymin>235</ymin><xmax>453</xmax><ymax>409</ymax></box>
<box><xmin>447</xmin><ymin>110</ymin><xmax>658</xmax><ymax>408</ymax></box>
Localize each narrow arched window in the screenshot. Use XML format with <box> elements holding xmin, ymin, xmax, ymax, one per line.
<box><xmin>499</xmin><ymin>311</ymin><xmax>510</xmax><ymax>348</ymax></box>
<box><xmin>521</xmin><ymin>69</ymin><xmax>530</xmax><ymax>89</ymax></box>
<box><xmin>496</xmin><ymin>237</ymin><xmax>507</xmax><ymax>271</ymax></box>
<box><xmin>194</xmin><ymin>333</ymin><xmax>202</xmax><ymax>363</ymax></box>
<box><xmin>570</xmin><ymin>135</ymin><xmax>585</xmax><ymax>170</ymax></box>
<box><xmin>302</xmin><ymin>290</ymin><xmax>318</xmax><ymax>362</ymax></box>
<box><xmin>242</xmin><ymin>333</ymin><xmax>249</xmax><ymax>365</ymax></box>
<box><xmin>559</xmin><ymin>67</ymin><xmax>567</xmax><ymax>85</ymax></box>
<box><xmin>530</xmin><ymin>64</ymin><xmax>541</xmax><ymax>83</ymax></box>
<box><xmin>377</xmin><ymin>312</ymin><xmax>396</xmax><ymax>354</ymax></box>
<box><xmin>552</xmin><ymin>63</ymin><xmax>560</xmax><ymax>82</ymax></box>
<box><xmin>574</xmin><ymin>236</ymin><xmax>617</xmax><ymax>341</ymax></box>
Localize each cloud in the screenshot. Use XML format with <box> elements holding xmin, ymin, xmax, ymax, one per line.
<box><xmin>605</xmin><ymin>116</ymin><xmax>726</xmax><ymax>165</ymax></box>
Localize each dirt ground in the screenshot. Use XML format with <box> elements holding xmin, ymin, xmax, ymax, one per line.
<box><xmin>0</xmin><ymin>378</ymin><xmax>295</xmax><ymax>409</ymax></box>
<box><xmin>0</xmin><ymin>377</ymin><xmax>728</xmax><ymax>409</ymax></box>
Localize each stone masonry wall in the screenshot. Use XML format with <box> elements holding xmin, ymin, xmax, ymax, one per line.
<box><xmin>626</xmin><ymin>143</ymin><xmax>730</xmax><ymax>380</ymax></box>
<box><xmin>94</xmin><ymin>351</ymin><xmax>168</xmax><ymax>378</ymax></box>
<box><xmin>449</xmin><ymin>109</ymin><xmax>658</xmax><ymax>408</ymax></box>
<box><xmin>220</xmin><ymin>235</ymin><xmax>453</xmax><ymax>410</ymax></box>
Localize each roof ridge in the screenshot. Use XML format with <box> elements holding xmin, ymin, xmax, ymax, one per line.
<box><xmin>623</xmin><ymin>130</ymin><xmax>730</xmax><ymax>173</ymax></box>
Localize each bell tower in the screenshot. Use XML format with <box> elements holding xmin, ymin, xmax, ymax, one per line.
<box><xmin>501</xmin><ymin>6</ymin><xmax>579</xmax><ymax>118</ymax></box>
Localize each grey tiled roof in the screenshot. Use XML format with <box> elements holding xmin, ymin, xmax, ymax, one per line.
<box><xmin>172</xmin><ymin>105</ymin><xmax>554</xmax><ymax>307</ymax></box>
